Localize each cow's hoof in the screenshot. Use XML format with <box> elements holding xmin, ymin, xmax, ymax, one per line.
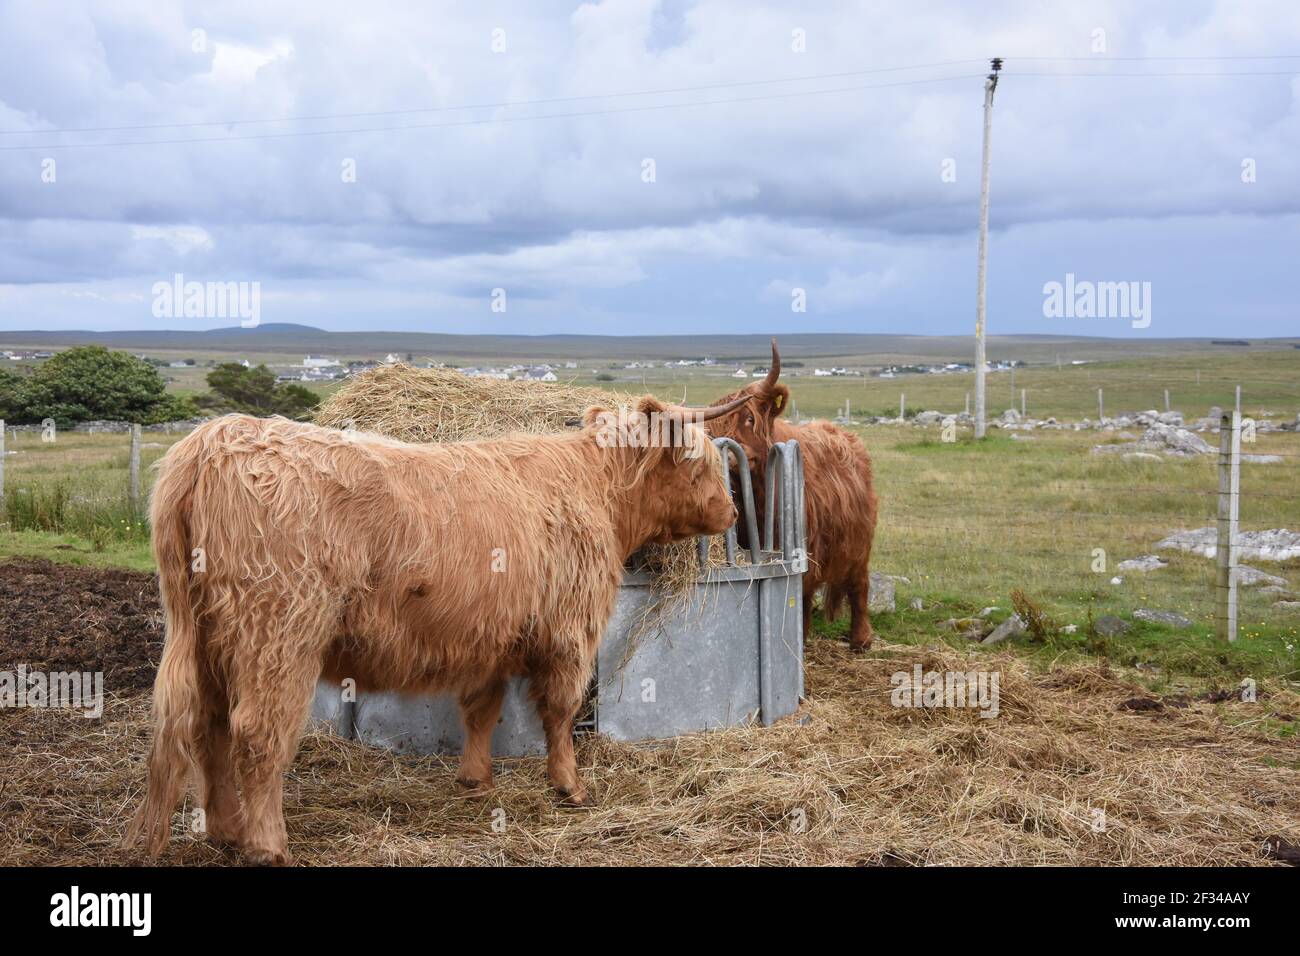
<box><xmin>556</xmin><ymin>787</ymin><xmax>592</xmax><ymax>808</ymax></box>
<box><xmin>849</xmin><ymin>636</ymin><xmax>875</xmax><ymax>652</ymax></box>
<box><xmin>243</xmin><ymin>846</ymin><xmax>292</xmax><ymax>867</ymax></box>
<box><xmin>455</xmin><ymin>776</ymin><xmax>494</xmax><ymax>797</ymax></box>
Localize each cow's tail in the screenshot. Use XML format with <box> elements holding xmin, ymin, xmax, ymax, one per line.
<box><xmin>124</xmin><ymin>430</ymin><xmax>208</xmax><ymax>856</ymax></box>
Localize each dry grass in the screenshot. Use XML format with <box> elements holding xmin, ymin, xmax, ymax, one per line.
<box><xmin>5</xmin><ymin>639</ymin><xmax>1296</xmax><ymax>866</ymax></box>
<box><xmin>315</xmin><ymin>362</ymin><xmax>625</xmax><ymax>443</ymax></box>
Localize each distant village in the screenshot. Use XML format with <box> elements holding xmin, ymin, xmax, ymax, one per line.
<box><xmin>3</xmin><ymin>346</ymin><xmax>1044</xmax><ymax>383</ymax></box>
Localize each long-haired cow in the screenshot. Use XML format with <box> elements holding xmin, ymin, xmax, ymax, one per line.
<box><xmin>707</xmin><ymin>341</ymin><xmax>880</xmax><ymax>650</ymax></box>
<box><xmin>126</xmin><ymin>395</ymin><xmax>746</xmax><ymax>864</ymax></box>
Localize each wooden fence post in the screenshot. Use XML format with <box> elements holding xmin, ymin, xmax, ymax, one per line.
<box><xmin>129</xmin><ymin>423</ymin><xmax>142</xmax><ymax>511</ymax></box>
<box><xmin>1215</xmin><ymin>410</ymin><xmax>1241</xmax><ymax>643</ymax></box>
<box><xmin>0</xmin><ymin>419</ymin><xmax>5</xmax><ymax>517</ymax></box>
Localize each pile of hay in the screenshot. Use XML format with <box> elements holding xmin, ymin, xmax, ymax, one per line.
<box><xmin>315</xmin><ymin>363</ymin><xmax>625</xmax><ymax>443</ymax></box>
<box><xmin>7</xmin><ymin>639</ymin><xmax>1297</xmax><ymax>866</ymax></box>
<box><xmin>315</xmin><ymin>364</ymin><xmax>729</xmax><ymax>592</ymax></box>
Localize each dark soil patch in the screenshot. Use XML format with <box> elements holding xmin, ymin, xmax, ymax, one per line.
<box><xmin>0</xmin><ymin>558</ymin><xmax>163</xmax><ymax>693</ymax></box>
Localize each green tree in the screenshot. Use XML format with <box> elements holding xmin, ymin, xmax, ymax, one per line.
<box><xmin>199</xmin><ymin>363</ymin><xmax>318</xmax><ymax>420</ymax></box>
<box><xmin>16</xmin><ymin>346</ymin><xmax>194</xmax><ymax>428</ymax></box>
<box><xmin>0</xmin><ymin>367</ymin><xmax>23</xmax><ymax>420</ymax></box>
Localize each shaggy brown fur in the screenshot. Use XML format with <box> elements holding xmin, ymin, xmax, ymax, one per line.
<box><xmin>707</xmin><ymin>341</ymin><xmax>880</xmax><ymax>649</ymax></box>
<box><xmin>125</xmin><ymin>395</ymin><xmax>745</xmax><ymax>864</ymax></box>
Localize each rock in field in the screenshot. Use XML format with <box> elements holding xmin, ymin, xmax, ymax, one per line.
<box><xmin>1156</xmin><ymin>528</ymin><xmax>1300</xmax><ymax>562</ymax></box>
<box><xmin>868</xmin><ymin>572</ymin><xmax>896</xmax><ymax>614</ymax></box>
<box><xmin>1140</xmin><ymin>423</ymin><xmax>1214</xmax><ymax>456</ymax></box>
<box><xmin>1235</xmin><ymin>566</ymin><xmax>1288</xmax><ymax>588</ymax></box>
<box><xmin>1117</xmin><ymin>555</ymin><xmax>1168</xmax><ymax>573</ymax></box>
<box><xmin>1133</xmin><ymin>608</ymin><xmax>1194</xmax><ymax>629</ymax></box>
<box><xmin>981</xmin><ymin>614</ymin><xmax>1026</xmax><ymax>645</ymax></box>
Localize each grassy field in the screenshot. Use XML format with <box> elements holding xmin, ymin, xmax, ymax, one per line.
<box><xmin>3</xmin><ymin>350</ymin><xmax>1298</xmax><ymax>710</ymax></box>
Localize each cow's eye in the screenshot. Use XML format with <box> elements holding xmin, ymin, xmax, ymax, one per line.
<box><xmin>745</xmin><ymin>415</ymin><xmax>754</xmax><ymax>427</ymax></box>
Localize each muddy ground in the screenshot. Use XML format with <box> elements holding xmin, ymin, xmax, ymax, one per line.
<box><xmin>0</xmin><ymin>558</ymin><xmax>163</xmax><ymax>692</ymax></box>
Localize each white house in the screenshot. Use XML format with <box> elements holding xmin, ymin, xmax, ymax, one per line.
<box><xmin>383</xmin><ymin>353</ymin><xmax>401</xmax><ymax>364</ymax></box>
<box><xmin>732</xmin><ymin>368</ymin><xmax>748</xmax><ymax>378</ymax></box>
<box><xmin>304</xmin><ymin>355</ymin><xmax>340</xmax><ymax>368</ymax></box>
<box><xmin>814</xmin><ymin>368</ymin><xmax>833</xmax><ymax>377</ymax></box>
<box><xmin>521</xmin><ymin>367</ymin><xmax>558</xmax><ymax>382</ymax></box>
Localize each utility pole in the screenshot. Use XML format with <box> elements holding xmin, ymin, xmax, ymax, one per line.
<box><xmin>974</xmin><ymin>57</ymin><xmax>1002</xmax><ymax>439</ymax></box>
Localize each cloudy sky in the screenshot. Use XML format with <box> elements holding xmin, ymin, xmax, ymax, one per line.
<box><xmin>0</xmin><ymin>0</ymin><xmax>1297</xmax><ymax>337</ymax></box>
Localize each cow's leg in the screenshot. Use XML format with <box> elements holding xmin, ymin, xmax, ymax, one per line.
<box><xmin>847</xmin><ymin>566</ymin><xmax>875</xmax><ymax>651</ymax></box>
<box><xmin>456</xmin><ymin>676</ymin><xmax>506</xmax><ymax>795</ymax></box>
<box><xmin>529</xmin><ymin>651</ymin><xmax>592</xmax><ymax>806</ymax></box>
<box><xmin>196</xmin><ymin>711</ymin><xmax>243</xmax><ymax>847</ymax></box>
<box><xmin>228</xmin><ymin>610</ymin><xmax>329</xmax><ymax>866</ymax></box>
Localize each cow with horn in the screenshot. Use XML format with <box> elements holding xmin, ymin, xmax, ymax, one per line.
<box><xmin>705</xmin><ymin>340</ymin><xmax>880</xmax><ymax>650</ymax></box>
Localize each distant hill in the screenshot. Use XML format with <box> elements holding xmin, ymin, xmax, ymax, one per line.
<box><xmin>1</xmin><ymin>323</ymin><xmax>1297</xmax><ymax>365</ymax></box>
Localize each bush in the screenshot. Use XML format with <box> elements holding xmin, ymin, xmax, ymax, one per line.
<box><xmin>197</xmin><ymin>363</ymin><xmax>318</xmax><ymax>419</ymax></box>
<box><xmin>12</xmin><ymin>346</ymin><xmax>193</xmax><ymax>428</ymax></box>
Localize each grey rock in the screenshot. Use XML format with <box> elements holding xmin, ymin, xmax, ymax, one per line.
<box><xmin>1133</xmin><ymin>608</ymin><xmax>1194</xmax><ymax>629</ymax></box>
<box><xmin>914</xmin><ymin>410</ymin><xmax>943</xmax><ymax>425</ymax></box>
<box><xmin>1235</xmin><ymin>566</ymin><xmax>1288</xmax><ymax>588</ymax></box>
<box><xmin>1122</xmin><ymin>452</ymin><xmax>1164</xmax><ymax>462</ymax></box>
<box><xmin>1273</xmin><ymin>601</ymin><xmax>1300</xmax><ymax>611</ymax></box>
<box><xmin>1094</xmin><ymin>615</ymin><xmax>1130</xmax><ymax>637</ymax></box>
<box><xmin>1156</xmin><ymin>528</ymin><xmax>1300</xmax><ymax>562</ymax></box>
<box><xmin>1140</xmin><ymin>423</ymin><xmax>1214</xmax><ymax>456</ymax></box>
<box><xmin>908</xmin><ymin>597</ymin><xmax>924</xmax><ymax>611</ymax></box>
<box><xmin>1241</xmin><ymin>454</ymin><xmax>1283</xmax><ymax>464</ymax></box>
<box><xmin>981</xmin><ymin>614</ymin><xmax>1026</xmax><ymax>645</ymax></box>
<box><xmin>868</xmin><ymin>572</ymin><xmax>896</xmax><ymax>614</ymax></box>
<box><xmin>1117</xmin><ymin>555</ymin><xmax>1168</xmax><ymax>573</ymax></box>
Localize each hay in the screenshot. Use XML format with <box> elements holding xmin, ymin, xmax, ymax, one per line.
<box><xmin>315</xmin><ymin>363</ymin><xmax>624</xmax><ymax>443</ymax></box>
<box><xmin>315</xmin><ymin>363</ymin><xmax>725</xmax><ymax>593</ymax></box>
<box><xmin>6</xmin><ymin>640</ymin><xmax>1297</xmax><ymax>866</ymax></box>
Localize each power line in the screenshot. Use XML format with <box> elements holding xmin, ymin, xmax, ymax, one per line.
<box><xmin>0</xmin><ymin>73</ymin><xmax>985</xmax><ymax>151</ymax></box>
<box><xmin>0</xmin><ymin>58</ymin><xmax>987</xmax><ymax>137</ymax></box>
<box><xmin>1012</xmin><ymin>54</ymin><xmax>1300</xmax><ymax>61</ymax></box>
<box><xmin>1011</xmin><ymin>69</ymin><xmax>1300</xmax><ymax>77</ymax></box>
<box><xmin>7</xmin><ymin>53</ymin><xmax>1297</xmax><ymax>140</ymax></box>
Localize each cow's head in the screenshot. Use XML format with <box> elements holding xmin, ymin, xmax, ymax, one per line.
<box><xmin>704</xmin><ymin>338</ymin><xmax>789</xmax><ymax>469</ymax></box>
<box><xmin>584</xmin><ymin>394</ymin><xmax>747</xmax><ymax>551</ymax></box>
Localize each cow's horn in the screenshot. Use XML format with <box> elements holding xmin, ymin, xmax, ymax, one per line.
<box><xmin>671</xmin><ymin>393</ymin><xmax>750</xmax><ymax>423</ymax></box>
<box><xmin>763</xmin><ymin>337</ymin><xmax>781</xmax><ymax>390</ymax></box>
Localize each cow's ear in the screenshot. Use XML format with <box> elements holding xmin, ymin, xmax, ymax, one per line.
<box><xmin>636</xmin><ymin>395</ymin><xmax>667</xmax><ymax>419</ymax></box>
<box><xmin>582</xmin><ymin>405</ymin><xmax>608</xmax><ymax>428</ymax></box>
<box><xmin>767</xmin><ymin>385</ymin><xmax>790</xmax><ymax>420</ymax></box>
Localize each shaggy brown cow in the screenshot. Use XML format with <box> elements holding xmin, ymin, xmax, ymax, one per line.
<box><xmin>707</xmin><ymin>341</ymin><xmax>879</xmax><ymax>650</ymax></box>
<box><xmin>126</xmin><ymin>395</ymin><xmax>746</xmax><ymax>864</ymax></box>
